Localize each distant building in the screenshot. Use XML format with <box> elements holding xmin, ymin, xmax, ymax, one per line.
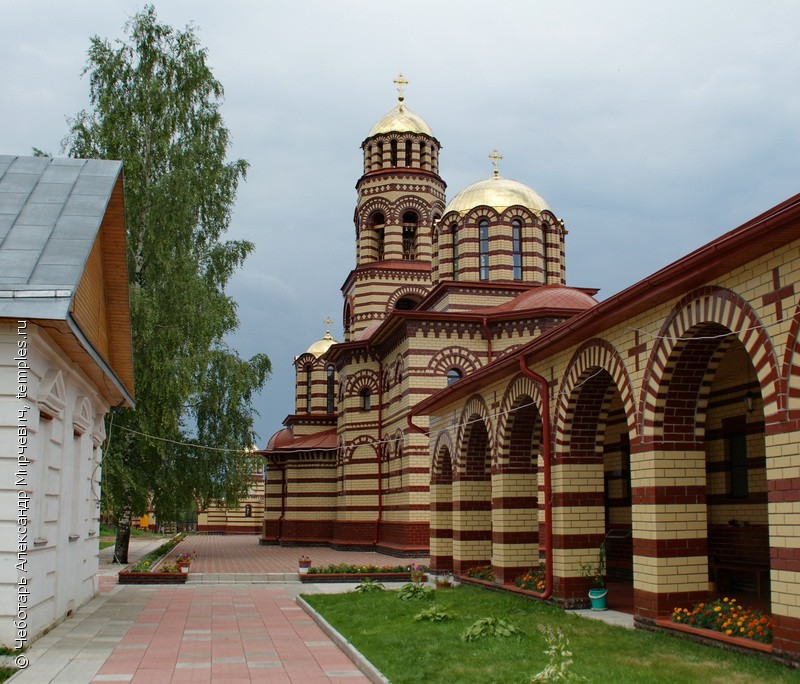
<box><xmin>0</xmin><ymin>155</ymin><xmax>134</xmax><ymax>647</ymax></box>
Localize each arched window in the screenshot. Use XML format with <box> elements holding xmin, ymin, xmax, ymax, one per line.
<box><xmin>244</xmin><ymin>504</ymin><xmax>252</xmax><ymax>517</ymax></box>
<box><xmin>451</xmin><ymin>223</ymin><xmax>459</xmax><ymax>280</ymax></box>
<box><xmin>395</xmin><ymin>297</ymin><xmax>418</xmax><ymax>310</ymax></box>
<box><xmin>360</xmin><ymin>388</ymin><xmax>371</xmax><ymax>411</ymax></box>
<box><xmin>372</xmin><ymin>212</ymin><xmax>385</xmax><ymax>261</ymax></box>
<box><xmin>305</xmin><ymin>364</ymin><xmax>313</xmax><ymax>413</ymax></box>
<box><xmin>512</xmin><ymin>219</ymin><xmax>523</xmax><ymax>280</ymax></box>
<box><xmin>402</xmin><ymin>211</ymin><xmax>418</xmax><ymax>260</ymax></box>
<box><xmin>343</xmin><ymin>302</ymin><xmax>352</xmax><ymax>334</ymax></box>
<box><xmin>326</xmin><ymin>364</ymin><xmax>335</xmax><ymax>413</ymax></box>
<box><xmin>391</xmin><ymin>139</ymin><xmax>398</xmax><ymax>166</ymax></box>
<box><xmin>405</xmin><ymin>139</ymin><xmax>413</xmax><ymax>167</ymax></box>
<box><xmin>479</xmin><ymin>219</ymin><xmax>490</xmax><ymax>280</ymax></box>
<box><xmin>447</xmin><ymin>368</ymin><xmax>462</xmax><ymax>385</ymax></box>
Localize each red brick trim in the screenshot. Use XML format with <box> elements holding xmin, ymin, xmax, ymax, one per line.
<box><xmin>632</xmin><ymin>485</ymin><xmax>706</xmax><ymax>505</ymax></box>
<box><xmin>633</xmin><ymin>537</ymin><xmax>707</xmax><ymax>557</ymax></box>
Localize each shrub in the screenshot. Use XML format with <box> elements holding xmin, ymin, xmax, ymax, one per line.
<box><xmin>462</xmin><ymin>617</ymin><xmax>522</xmax><ymax>642</ymax></box>
<box><xmin>414</xmin><ymin>605</ymin><xmax>455</xmax><ymax>622</ymax></box>
<box><xmin>353</xmin><ymin>578</ymin><xmax>385</xmax><ymax>593</ymax></box>
<box><xmin>515</xmin><ymin>564</ymin><xmax>546</xmax><ymax>592</ymax></box>
<box><xmin>398</xmin><ymin>582</ymin><xmax>433</xmax><ymax>601</ymax></box>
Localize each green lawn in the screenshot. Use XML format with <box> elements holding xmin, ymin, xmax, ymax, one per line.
<box><xmin>303</xmin><ymin>585</ymin><xmax>795</xmax><ymax>684</ymax></box>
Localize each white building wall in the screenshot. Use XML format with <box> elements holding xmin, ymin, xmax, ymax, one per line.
<box><xmin>0</xmin><ymin>321</ymin><xmax>108</xmax><ymax>647</ymax></box>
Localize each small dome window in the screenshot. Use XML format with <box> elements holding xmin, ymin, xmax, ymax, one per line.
<box><xmin>360</xmin><ymin>388</ymin><xmax>371</xmax><ymax>411</ymax></box>
<box><xmin>447</xmin><ymin>368</ymin><xmax>462</xmax><ymax>385</ymax></box>
<box><xmin>479</xmin><ymin>219</ymin><xmax>490</xmax><ymax>280</ymax></box>
<box><xmin>451</xmin><ymin>223</ymin><xmax>459</xmax><ymax>280</ymax></box>
<box><xmin>512</xmin><ymin>219</ymin><xmax>523</xmax><ymax>280</ymax></box>
<box><xmin>402</xmin><ymin>211</ymin><xmax>418</xmax><ymax>260</ymax></box>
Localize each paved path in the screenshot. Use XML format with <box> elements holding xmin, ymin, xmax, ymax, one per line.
<box><xmin>11</xmin><ymin>536</ymin><xmax>423</xmax><ymax>683</ymax></box>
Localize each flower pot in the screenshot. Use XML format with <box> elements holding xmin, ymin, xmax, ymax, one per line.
<box><xmin>298</xmin><ymin>566</ymin><xmax>310</xmax><ymax>575</ymax></box>
<box><xmin>588</xmin><ymin>588</ymin><xmax>608</xmax><ymax>611</ymax></box>
<box><xmin>180</xmin><ymin>565</ymin><xmax>189</xmax><ymax>574</ymax></box>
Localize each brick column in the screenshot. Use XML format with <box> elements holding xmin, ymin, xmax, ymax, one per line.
<box><xmin>430</xmin><ymin>482</ymin><xmax>453</xmax><ymax>572</ymax></box>
<box><xmin>452</xmin><ymin>479</ymin><xmax>491</xmax><ymax>575</ymax></box>
<box><xmin>491</xmin><ymin>472</ymin><xmax>538</xmax><ymax>584</ymax></box>
<box><xmin>631</xmin><ymin>447</ymin><xmax>708</xmax><ymax>620</ymax></box>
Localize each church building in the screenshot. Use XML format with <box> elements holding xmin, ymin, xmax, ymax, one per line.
<box><xmin>259</xmin><ymin>78</ymin><xmax>800</xmax><ymax>659</ymax></box>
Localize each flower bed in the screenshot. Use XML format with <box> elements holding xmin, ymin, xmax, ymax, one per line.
<box><xmin>117</xmin><ymin>534</ymin><xmax>188</xmax><ymax>584</ymax></box>
<box><xmin>670</xmin><ymin>597</ymin><xmax>772</xmax><ymax>644</ymax></box>
<box><xmin>514</xmin><ymin>564</ymin><xmax>546</xmax><ymax>593</ymax></box>
<box><xmin>300</xmin><ymin>562</ymin><xmax>428</xmax><ymax>583</ymax></box>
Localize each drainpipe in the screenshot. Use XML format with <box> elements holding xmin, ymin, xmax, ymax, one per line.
<box><xmin>482</xmin><ymin>317</ymin><xmax>493</xmax><ymax>364</ymax></box>
<box><xmin>518</xmin><ymin>357</ymin><xmax>554</xmax><ymax>600</ymax></box>
<box><xmin>368</xmin><ymin>345</ymin><xmax>384</xmax><ymax>545</ymax></box>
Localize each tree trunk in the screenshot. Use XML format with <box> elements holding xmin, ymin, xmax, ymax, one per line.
<box><xmin>113</xmin><ymin>505</ymin><xmax>132</xmax><ymax>565</ymax></box>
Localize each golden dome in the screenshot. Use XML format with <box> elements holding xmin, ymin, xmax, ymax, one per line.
<box><xmin>368</xmin><ymin>102</ymin><xmax>433</xmax><ymax>137</ymax></box>
<box><xmin>305</xmin><ymin>329</ymin><xmax>337</xmax><ymax>358</ymax></box>
<box><xmin>445</xmin><ymin>175</ymin><xmax>550</xmax><ymax>216</ymax></box>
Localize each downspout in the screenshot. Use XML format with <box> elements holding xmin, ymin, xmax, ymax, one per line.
<box><xmin>518</xmin><ymin>357</ymin><xmax>554</xmax><ymax>600</ymax></box>
<box><xmin>482</xmin><ymin>317</ymin><xmax>493</xmax><ymax>364</ymax></box>
<box><xmin>368</xmin><ymin>345</ymin><xmax>384</xmax><ymax>545</ymax></box>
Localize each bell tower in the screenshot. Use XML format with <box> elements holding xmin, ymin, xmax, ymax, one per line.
<box><xmin>342</xmin><ymin>75</ymin><xmax>446</xmax><ymax>341</ymax></box>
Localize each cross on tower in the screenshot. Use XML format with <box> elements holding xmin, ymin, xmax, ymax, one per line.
<box><xmin>393</xmin><ymin>73</ymin><xmax>408</xmax><ymax>102</ymax></box>
<box><xmin>324</xmin><ymin>317</ymin><xmax>332</xmax><ymax>333</ymax></box>
<box><xmin>489</xmin><ymin>149</ymin><xmax>503</xmax><ymax>177</ymax></box>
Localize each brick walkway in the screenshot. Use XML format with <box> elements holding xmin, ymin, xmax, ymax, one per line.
<box><xmin>14</xmin><ymin>536</ymin><xmax>426</xmax><ymax>683</ymax></box>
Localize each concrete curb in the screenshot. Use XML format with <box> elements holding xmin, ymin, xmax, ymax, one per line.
<box><xmin>187</xmin><ymin>572</ymin><xmax>301</xmax><ymax>583</ymax></box>
<box><xmin>296</xmin><ymin>595</ymin><xmax>390</xmax><ymax>684</ymax></box>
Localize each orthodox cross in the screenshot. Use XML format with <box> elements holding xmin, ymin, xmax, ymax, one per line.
<box><xmin>762</xmin><ymin>266</ymin><xmax>795</xmax><ymax>320</ymax></box>
<box><xmin>394</xmin><ymin>73</ymin><xmax>408</xmax><ymax>102</ymax></box>
<box><xmin>628</xmin><ymin>330</ymin><xmax>648</xmax><ymax>372</ymax></box>
<box><xmin>489</xmin><ymin>149</ymin><xmax>503</xmax><ymax>177</ymax></box>
<box><xmin>324</xmin><ymin>317</ymin><xmax>332</xmax><ymax>334</ymax></box>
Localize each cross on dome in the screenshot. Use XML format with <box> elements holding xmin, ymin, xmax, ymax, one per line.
<box><xmin>393</xmin><ymin>73</ymin><xmax>409</xmax><ymax>104</ymax></box>
<box><xmin>489</xmin><ymin>149</ymin><xmax>503</xmax><ymax>178</ymax></box>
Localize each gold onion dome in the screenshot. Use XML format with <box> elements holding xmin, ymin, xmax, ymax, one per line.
<box><xmin>304</xmin><ymin>320</ymin><xmax>338</xmax><ymax>358</ymax></box>
<box><xmin>446</xmin><ymin>150</ymin><xmax>550</xmax><ymax>216</ymax></box>
<box><xmin>367</xmin><ymin>73</ymin><xmax>433</xmax><ymax>137</ymax></box>
<box><xmin>445</xmin><ymin>175</ymin><xmax>550</xmax><ymax>216</ymax></box>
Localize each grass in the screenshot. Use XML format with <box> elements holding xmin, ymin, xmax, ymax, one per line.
<box><xmin>303</xmin><ymin>585</ymin><xmax>795</xmax><ymax>684</ymax></box>
<box><xmin>0</xmin><ymin>668</ymin><xmax>14</xmax><ymax>682</ymax></box>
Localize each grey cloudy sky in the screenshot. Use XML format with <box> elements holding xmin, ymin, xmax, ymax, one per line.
<box><xmin>2</xmin><ymin>1</ymin><xmax>799</xmax><ymax>445</ymax></box>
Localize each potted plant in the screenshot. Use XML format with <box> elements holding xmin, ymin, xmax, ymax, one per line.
<box><xmin>298</xmin><ymin>554</ymin><xmax>312</xmax><ymax>574</ymax></box>
<box><xmin>175</xmin><ymin>551</ymin><xmax>195</xmax><ymax>573</ymax></box>
<box><xmin>580</xmin><ymin>543</ymin><xmax>607</xmax><ymax>610</ymax></box>
<box><xmin>435</xmin><ymin>573</ymin><xmax>453</xmax><ymax>589</ymax></box>
<box><xmin>409</xmin><ymin>563</ymin><xmax>426</xmax><ymax>583</ymax></box>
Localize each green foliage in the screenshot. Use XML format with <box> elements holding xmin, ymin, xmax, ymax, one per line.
<box><xmin>308</xmin><ymin>563</ymin><xmax>416</xmax><ymax>575</ymax></box>
<box><xmin>127</xmin><ymin>534</ymin><xmax>185</xmax><ymax>572</ymax></box>
<box><xmin>531</xmin><ymin>625</ymin><xmax>583</xmax><ymax>682</ymax></box>
<box><xmin>464</xmin><ymin>564</ymin><xmax>494</xmax><ymax>581</ymax></box>
<box><xmin>579</xmin><ymin>544</ymin><xmax>606</xmax><ymax>589</ymax></box>
<box><xmin>353</xmin><ymin>578</ymin><xmax>385</xmax><ymax>593</ymax></box>
<box><xmin>304</xmin><ymin>585</ymin><xmax>795</xmax><ymax>684</ymax></box>
<box><xmin>461</xmin><ymin>617</ymin><xmax>522</xmax><ymax>642</ymax></box>
<box><xmin>62</xmin><ymin>6</ymin><xmax>271</xmax><ymax>543</ymax></box>
<box><xmin>414</xmin><ymin>605</ymin><xmax>455</xmax><ymax>622</ymax></box>
<box><xmin>398</xmin><ymin>582</ymin><xmax>434</xmax><ymax>601</ymax></box>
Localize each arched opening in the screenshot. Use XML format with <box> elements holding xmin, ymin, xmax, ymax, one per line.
<box><xmin>360</xmin><ymin>388</ymin><xmax>371</xmax><ymax>411</ymax></box>
<box><xmin>405</xmin><ymin>139</ymin><xmax>412</xmax><ymax>167</ymax></box>
<box><xmin>304</xmin><ymin>364</ymin><xmax>313</xmax><ymax>413</ymax></box>
<box><xmin>326</xmin><ymin>364</ymin><xmax>335</xmax><ymax>413</ymax></box>
<box><xmin>512</xmin><ymin>219</ymin><xmax>523</xmax><ymax>280</ymax></box>
<box><xmin>479</xmin><ymin>219</ymin><xmax>490</xmax><ymax>280</ymax></box>
<box><xmin>395</xmin><ymin>296</ymin><xmax>420</xmax><ymax>311</ymax></box>
<box><xmin>372</xmin><ymin>212</ymin><xmax>385</xmax><ymax>261</ymax></box>
<box><xmin>402</xmin><ymin>211</ymin><xmax>418</xmax><ymax>260</ymax></box>
<box><xmin>451</xmin><ymin>222</ymin><xmax>459</xmax><ymax>280</ymax></box>
<box><xmin>391</xmin><ymin>139</ymin><xmax>398</xmax><ymax>166</ymax></box>
<box><xmin>562</xmin><ymin>367</ymin><xmax>633</xmax><ymax>608</ymax></box>
<box><xmin>447</xmin><ymin>368</ymin><xmax>462</xmax><ymax>385</ymax></box>
<box><xmin>453</xmin><ymin>416</ymin><xmax>491</xmax><ymax>575</ymax></box>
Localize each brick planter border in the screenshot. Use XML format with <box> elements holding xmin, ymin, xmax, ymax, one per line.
<box><xmin>654</xmin><ymin>617</ymin><xmax>772</xmax><ymax>654</ymax></box>
<box><xmin>118</xmin><ymin>570</ymin><xmax>187</xmax><ymax>584</ymax></box>
<box><xmin>300</xmin><ymin>573</ymin><xmax>424</xmax><ymax>584</ymax></box>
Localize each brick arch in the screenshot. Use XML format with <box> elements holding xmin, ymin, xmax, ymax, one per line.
<box><xmin>432</xmin><ymin>432</ymin><xmax>455</xmax><ymax>484</ymax></box>
<box><xmin>427</xmin><ymin>346</ymin><xmax>481</xmax><ymax>377</ymax></box>
<box><xmin>357</xmin><ymin>197</ymin><xmax>391</xmax><ymax>226</ymax></box>
<box><xmin>641</xmin><ymin>286</ymin><xmax>782</xmax><ymax>438</ymax></box>
<box><xmin>782</xmin><ymin>298</ymin><xmax>800</xmax><ymax>418</ymax></box>
<box><xmin>345</xmin><ymin>369</ymin><xmax>378</xmax><ymax>398</ymax></box>
<box><xmin>555</xmin><ymin>338</ymin><xmax>639</xmax><ymax>448</ymax></box>
<box><xmin>342</xmin><ymin>434</ymin><xmax>376</xmax><ymax>464</ymax></box>
<box><xmin>499</xmin><ymin>206</ymin><xmax>540</xmax><ymax>224</ymax></box>
<box><xmin>389</xmin><ymin>195</ymin><xmax>433</xmax><ymax>225</ymax></box>
<box><xmin>496</xmin><ymin>374</ymin><xmax>544</xmax><ymax>469</ymax></box>
<box><xmin>461</xmin><ymin>206</ymin><xmax>502</xmax><ymax>227</ymax></box>
<box><xmin>455</xmin><ymin>395</ymin><xmax>494</xmax><ymax>477</ymax></box>
<box><xmin>386</xmin><ymin>285</ymin><xmax>429</xmax><ymax>312</ymax></box>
